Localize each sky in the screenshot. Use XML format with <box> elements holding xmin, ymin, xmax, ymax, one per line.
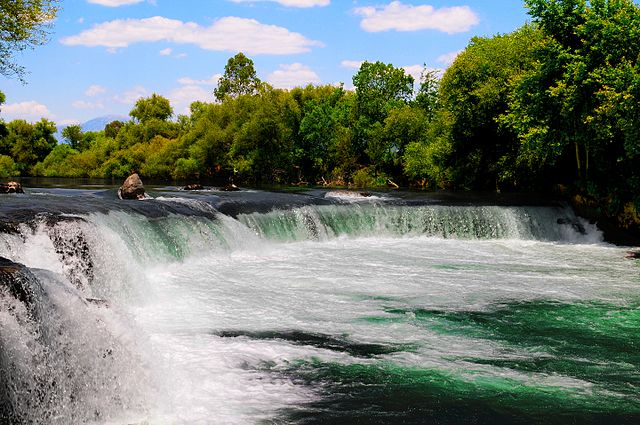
<box><xmin>0</xmin><ymin>0</ymin><xmax>531</xmax><ymax>126</ymax></box>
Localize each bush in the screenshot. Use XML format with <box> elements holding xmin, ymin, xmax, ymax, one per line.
<box><xmin>352</xmin><ymin>166</ymin><xmax>388</xmax><ymax>188</ymax></box>
<box><xmin>0</xmin><ymin>155</ymin><xmax>19</xmax><ymax>177</ymax></box>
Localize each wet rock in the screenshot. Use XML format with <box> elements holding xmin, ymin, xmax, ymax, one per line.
<box><xmin>118</xmin><ymin>173</ymin><xmax>145</xmax><ymax>200</ymax></box>
<box><xmin>0</xmin><ymin>257</ymin><xmax>35</xmax><ymax>307</ymax></box>
<box><xmin>625</xmin><ymin>251</ymin><xmax>640</xmax><ymax>259</ymax></box>
<box><xmin>46</xmin><ymin>217</ymin><xmax>94</xmax><ymax>290</ymax></box>
<box><xmin>0</xmin><ymin>181</ymin><xmax>24</xmax><ymax>194</ymax></box>
<box><xmin>220</xmin><ymin>183</ymin><xmax>240</xmax><ymax>192</ymax></box>
<box><xmin>183</xmin><ymin>184</ymin><xmax>204</xmax><ymax>191</ymax></box>
<box><xmin>557</xmin><ymin>218</ymin><xmax>586</xmax><ymax>235</ymax></box>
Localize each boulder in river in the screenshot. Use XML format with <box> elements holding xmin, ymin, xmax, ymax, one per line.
<box><xmin>625</xmin><ymin>251</ymin><xmax>640</xmax><ymax>259</ymax></box>
<box><xmin>0</xmin><ymin>181</ymin><xmax>24</xmax><ymax>194</ymax></box>
<box><xmin>0</xmin><ymin>257</ymin><xmax>35</xmax><ymax>307</ymax></box>
<box><xmin>220</xmin><ymin>183</ymin><xmax>240</xmax><ymax>192</ymax></box>
<box><xmin>183</xmin><ymin>184</ymin><xmax>204</xmax><ymax>191</ymax></box>
<box><xmin>118</xmin><ymin>173</ymin><xmax>145</xmax><ymax>200</ymax></box>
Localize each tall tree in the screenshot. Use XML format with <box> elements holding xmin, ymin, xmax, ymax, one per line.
<box><xmin>504</xmin><ymin>0</ymin><xmax>640</xmax><ymax>196</ymax></box>
<box><xmin>130</xmin><ymin>94</ymin><xmax>173</xmax><ymax>123</ymax></box>
<box><xmin>214</xmin><ymin>52</ymin><xmax>262</xmax><ymax>101</ymax></box>
<box><xmin>62</xmin><ymin>124</ymin><xmax>83</xmax><ymax>150</ymax></box>
<box><xmin>436</xmin><ymin>25</ymin><xmax>544</xmax><ymax>189</ymax></box>
<box><xmin>0</xmin><ymin>0</ymin><xmax>59</xmax><ymax>81</ymax></box>
<box><xmin>352</xmin><ymin>61</ymin><xmax>414</xmax><ymax>122</ymax></box>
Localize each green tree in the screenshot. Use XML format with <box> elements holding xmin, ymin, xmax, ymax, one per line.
<box><xmin>0</xmin><ymin>154</ymin><xmax>18</xmax><ymax>177</ymax></box>
<box><xmin>104</xmin><ymin>120</ymin><xmax>124</xmax><ymax>139</ymax></box>
<box><xmin>214</xmin><ymin>52</ymin><xmax>262</xmax><ymax>101</ymax></box>
<box><xmin>0</xmin><ymin>0</ymin><xmax>59</xmax><ymax>81</ymax></box>
<box><xmin>352</xmin><ymin>61</ymin><xmax>414</xmax><ymax>122</ymax></box>
<box><xmin>130</xmin><ymin>94</ymin><xmax>173</xmax><ymax>123</ymax></box>
<box><xmin>503</xmin><ymin>0</ymin><xmax>640</xmax><ymax>198</ymax></box>
<box><xmin>7</xmin><ymin>118</ymin><xmax>57</xmax><ymax>172</ymax></box>
<box><xmin>62</xmin><ymin>124</ymin><xmax>83</xmax><ymax>150</ymax></box>
<box><xmin>414</xmin><ymin>67</ymin><xmax>440</xmax><ymax>119</ymax></box>
<box><xmin>436</xmin><ymin>24</ymin><xmax>544</xmax><ymax>189</ymax></box>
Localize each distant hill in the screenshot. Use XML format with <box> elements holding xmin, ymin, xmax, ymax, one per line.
<box><xmin>81</xmin><ymin>114</ymin><xmax>128</xmax><ymax>133</ymax></box>
<box><xmin>56</xmin><ymin>114</ymin><xmax>128</xmax><ymax>142</ymax></box>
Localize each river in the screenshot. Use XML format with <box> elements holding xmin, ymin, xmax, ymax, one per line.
<box><xmin>0</xmin><ymin>185</ymin><xmax>638</xmax><ymax>424</ymax></box>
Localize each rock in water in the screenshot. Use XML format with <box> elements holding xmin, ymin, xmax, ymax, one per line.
<box><xmin>0</xmin><ymin>181</ymin><xmax>24</xmax><ymax>194</ymax></box>
<box><xmin>183</xmin><ymin>183</ymin><xmax>204</xmax><ymax>191</ymax></box>
<box><xmin>118</xmin><ymin>173</ymin><xmax>145</xmax><ymax>200</ymax></box>
<box><xmin>0</xmin><ymin>257</ymin><xmax>35</xmax><ymax>307</ymax></box>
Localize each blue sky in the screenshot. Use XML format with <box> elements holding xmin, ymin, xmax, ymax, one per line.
<box><xmin>0</xmin><ymin>0</ymin><xmax>530</xmax><ymax>126</ymax></box>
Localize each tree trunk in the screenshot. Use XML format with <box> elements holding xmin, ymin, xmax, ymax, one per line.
<box><xmin>575</xmin><ymin>142</ymin><xmax>582</xmax><ymax>179</ymax></box>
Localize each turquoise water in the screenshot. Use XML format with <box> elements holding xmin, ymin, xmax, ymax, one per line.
<box><xmin>0</xmin><ymin>190</ymin><xmax>638</xmax><ymax>424</ymax></box>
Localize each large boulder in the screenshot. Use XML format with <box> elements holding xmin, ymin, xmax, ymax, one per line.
<box><xmin>118</xmin><ymin>173</ymin><xmax>145</xmax><ymax>200</ymax></box>
<box><xmin>0</xmin><ymin>257</ymin><xmax>35</xmax><ymax>307</ymax></box>
<box><xmin>183</xmin><ymin>183</ymin><xmax>204</xmax><ymax>191</ymax></box>
<box><xmin>0</xmin><ymin>181</ymin><xmax>24</xmax><ymax>194</ymax></box>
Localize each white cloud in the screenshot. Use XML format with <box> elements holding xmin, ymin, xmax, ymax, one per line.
<box><xmin>159</xmin><ymin>47</ymin><xmax>172</xmax><ymax>56</ymax></box>
<box><xmin>341</xmin><ymin>60</ymin><xmax>364</xmax><ymax>69</ymax></box>
<box><xmin>113</xmin><ymin>85</ymin><xmax>148</xmax><ymax>105</ymax></box>
<box><xmin>61</xmin><ymin>16</ymin><xmax>323</xmax><ymax>55</ymax></box>
<box><xmin>402</xmin><ymin>64</ymin><xmax>424</xmax><ymax>82</ymax></box>
<box><xmin>354</xmin><ymin>1</ymin><xmax>479</xmax><ymax>34</ymax></box>
<box><xmin>72</xmin><ymin>100</ymin><xmax>105</xmax><ymax>110</ymax></box>
<box><xmin>230</xmin><ymin>0</ymin><xmax>330</xmax><ymax>7</ymax></box>
<box><xmin>58</xmin><ymin>119</ymin><xmax>82</xmax><ymax>127</ymax></box>
<box><xmin>177</xmin><ymin>74</ymin><xmax>221</xmax><ymax>86</ymax></box>
<box><xmin>267</xmin><ymin>63</ymin><xmax>321</xmax><ymax>89</ymax></box>
<box><xmin>1</xmin><ymin>101</ymin><xmax>54</xmax><ymax>122</ymax></box>
<box><xmin>438</xmin><ymin>50</ymin><xmax>462</xmax><ymax>65</ymax></box>
<box><xmin>85</xmin><ymin>84</ymin><xmax>107</xmax><ymax>97</ymax></box>
<box><xmin>87</xmin><ymin>0</ymin><xmax>145</xmax><ymax>7</ymax></box>
<box><xmin>168</xmin><ymin>85</ymin><xmax>213</xmax><ymax>115</ymax></box>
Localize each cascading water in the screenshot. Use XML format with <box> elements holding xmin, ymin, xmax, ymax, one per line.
<box><xmin>1</xmin><ymin>187</ymin><xmax>638</xmax><ymax>424</ymax></box>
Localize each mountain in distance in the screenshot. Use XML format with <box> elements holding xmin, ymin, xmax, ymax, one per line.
<box><xmin>81</xmin><ymin>114</ymin><xmax>128</xmax><ymax>133</ymax></box>
<box><xmin>56</xmin><ymin>114</ymin><xmax>128</xmax><ymax>142</ymax></box>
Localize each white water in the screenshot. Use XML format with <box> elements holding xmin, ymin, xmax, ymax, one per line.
<box><xmin>1</xmin><ymin>200</ymin><xmax>638</xmax><ymax>424</ymax></box>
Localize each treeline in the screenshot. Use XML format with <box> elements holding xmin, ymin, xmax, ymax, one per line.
<box><xmin>1</xmin><ymin>0</ymin><xmax>640</xmax><ymax>212</ymax></box>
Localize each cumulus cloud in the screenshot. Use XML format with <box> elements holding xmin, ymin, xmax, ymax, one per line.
<box><xmin>61</xmin><ymin>16</ymin><xmax>323</xmax><ymax>55</ymax></box>
<box><xmin>267</xmin><ymin>63</ymin><xmax>321</xmax><ymax>89</ymax></box>
<box><xmin>85</xmin><ymin>84</ymin><xmax>107</xmax><ymax>97</ymax></box>
<box><xmin>230</xmin><ymin>0</ymin><xmax>330</xmax><ymax>7</ymax></box>
<box><xmin>87</xmin><ymin>0</ymin><xmax>145</xmax><ymax>6</ymax></box>
<box><xmin>438</xmin><ymin>50</ymin><xmax>462</xmax><ymax>65</ymax></box>
<box><xmin>354</xmin><ymin>1</ymin><xmax>479</xmax><ymax>34</ymax></box>
<box><xmin>72</xmin><ymin>100</ymin><xmax>105</xmax><ymax>110</ymax></box>
<box><xmin>159</xmin><ymin>47</ymin><xmax>172</xmax><ymax>56</ymax></box>
<box><xmin>402</xmin><ymin>64</ymin><xmax>424</xmax><ymax>82</ymax></box>
<box><xmin>1</xmin><ymin>101</ymin><xmax>54</xmax><ymax>122</ymax></box>
<box><xmin>113</xmin><ymin>85</ymin><xmax>149</xmax><ymax>105</ymax></box>
<box><xmin>168</xmin><ymin>86</ymin><xmax>213</xmax><ymax>115</ymax></box>
<box><xmin>177</xmin><ymin>74</ymin><xmax>221</xmax><ymax>86</ymax></box>
<box><xmin>340</xmin><ymin>60</ymin><xmax>364</xmax><ymax>69</ymax></box>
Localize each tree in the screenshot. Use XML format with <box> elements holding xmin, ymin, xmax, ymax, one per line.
<box><xmin>130</xmin><ymin>94</ymin><xmax>173</xmax><ymax>123</ymax></box>
<box><xmin>214</xmin><ymin>52</ymin><xmax>262</xmax><ymax>101</ymax></box>
<box><xmin>503</xmin><ymin>0</ymin><xmax>640</xmax><ymax>197</ymax></box>
<box><xmin>62</xmin><ymin>124</ymin><xmax>83</xmax><ymax>150</ymax></box>
<box><xmin>0</xmin><ymin>0</ymin><xmax>59</xmax><ymax>81</ymax></box>
<box><xmin>104</xmin><ymin>120</ymin><xmax>124</xmax><ymax>139</ymax></box>
<box><xmin>414</xmin><ymin>67</ymin><xmax>440</xmax><ymax>119</ymax></box>
<box><xmin>352</xmin><ymin>61</ymin><xmax>414</xmax><ymax>122</ymax></box>
<box><xmin>436</xmin><ymin>25</ymin><xmax>544</xmax><ymax>189</ymax></box>
<box><xmin>7</xmin><ymin>118</ymin><xmax>57</xmax><ymax>172</ymax></box>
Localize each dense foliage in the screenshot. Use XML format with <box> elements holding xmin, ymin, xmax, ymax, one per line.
<box><xmin>0</xmin><ymin>0</ymin><xmax>59</xmax><ymax>81</ymax></box>
<box><xmin>1</xmin><ymin>1</ymin><xmax>640</xmax><ymax>223</ymax></box>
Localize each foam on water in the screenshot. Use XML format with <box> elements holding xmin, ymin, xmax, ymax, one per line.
<box><xmin>1</xmin><ymin>196</ymin><xmax>638</xmax><ymax>424</ymax></box>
